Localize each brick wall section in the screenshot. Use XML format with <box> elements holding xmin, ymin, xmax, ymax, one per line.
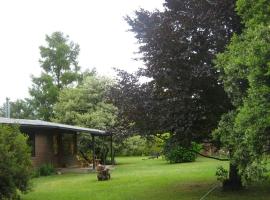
<box><xmin>31</xmin><ymin>132</ymin><xmax>79</xmax><ymax>168</ymax></box>
<box><xmin>31</xmin><ymin>133</ymin><xmax>53</xmax><ymax>167</ymax></box>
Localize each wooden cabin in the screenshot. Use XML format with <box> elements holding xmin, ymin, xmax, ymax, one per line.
<box><xmin>0</xmin><ymin>117</ymin><xmax>110</xmax><ymax>168</ymax></box>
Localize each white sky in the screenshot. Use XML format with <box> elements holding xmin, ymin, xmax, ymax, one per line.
<box><xmin>0</xmin><ymin>0</ymin><xmax>164</xmax><ymax>104</ymax></box>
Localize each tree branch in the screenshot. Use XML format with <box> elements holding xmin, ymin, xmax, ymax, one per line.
<box><xmin>189</xmin><ymin>149</ymin><xmax>229</xmax><ymax>161</ymax></box>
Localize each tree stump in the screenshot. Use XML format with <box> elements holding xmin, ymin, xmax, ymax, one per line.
<box><xmin>96</xmin><ymin>164</ymin><xmax>110</xmax><ymax>181</ymax></box>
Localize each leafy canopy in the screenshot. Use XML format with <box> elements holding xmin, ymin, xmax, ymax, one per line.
<box><xmin>53</xmin><ymin>74</ymin><xmax>117</xmax><ymax>130</ymax></box>
<box><xmin>214</xmin><ymin>0</ymin><xmax>270</xmax><ymax>184</ymax></box>
<box><xmin>29</xmin><ymin>32</ymin><xmax>81</xmax><ymax>120</ymax></box>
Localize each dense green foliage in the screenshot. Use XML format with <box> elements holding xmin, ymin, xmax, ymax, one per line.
<box><xmin>118</xmin><ymin>135</ymin><xmax>164</xmax><ymax>156</ymax></box>
<box><xmin>118</xmin><ymin>136</ymin><xmax>147</xmax><ymax>156</ymax></box>
<box><xmin>39</xmin><ymin>32</ymin><xmax>80</xmax><ymax>88</ymax></box>
<box><xmin>4</xmin><ymin>0</ymin><xmax>270</xmax><ymax>196</ymax></box>
<box><xmin>53</xmin><ymin>74</ymin><xmax>117</xmax><ymax>129</ymax></box>
<box><xmin>164</xmin><ymin>142</ymin><xmax>201</xmax><ymax>163</ymax></box>
<box><xmin>0</xmin><ymin>125</ymin><xmax>32</xmax><ymax>199</ymax></box>
<box><xmin>0</xmin><ymin>98</ymin><xmax>34</xmax><ymax>120</ymax></box>
<box><xmin>29</xmin><ymin>32</ymin><xmax>81</xmax><ymax>121</ymax></box>
<box><xmin>8</xmin><ymin>99</ymin><xmax>35</xmax><ymax>119</ymax></box>
<box><xmin>0</xmin><ymin>99</ymin><xmax>34</xmax><ymax>119</ymax></box>
<box><xmin>53</xmin><ymin>73</ymin><xmax>117</xmax><ymax>164</ymax></box>
<box><xmin>29</xmin><ymin>74</ymin><xmax>59</xmax><ymax>120</ymax></box>
<box><xmin>214</xmin><ymin>0</ymin><xmax>270</xmax><ymax>185</ymax></box>
<box><xmin>23</xmin><ymin>157</ymin><xmax>270</xmax><ymax>200</ymax></box>
<box><xmin>35</xmin><ymin>164</ymin><xmax>56</xmax><ymax>177</ymax></box>
<box><xmin>216</xmin><ymin>166</ymin><xmax>229</xmax><ymax>182</ymax></box>
<box><xmin>236</xmin><ymin>0</ymin><xmax>270</xmax><ymax>27</ymax></box>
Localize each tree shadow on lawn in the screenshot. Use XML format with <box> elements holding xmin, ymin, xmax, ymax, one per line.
<box><xmin>141</xmin><ymin>180</ymin><xmax>270</xmax><ymax>200</ymax></box>
<box><xmin>209</xmin><ymin>180</ymin><xmax>270</xmax><ymax>200</ymax></box>
<box><xmin>130</xmin><ymin>180</ymin><xmax>218</xmax><ymax>200</ymax></box>
<box><xmin>115</xmin><ymin>157</ymin><xmax>167</xmax><ymax>167</ymax></box>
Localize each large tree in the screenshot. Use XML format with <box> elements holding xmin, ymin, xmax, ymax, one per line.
<box><xmin>53</xmin><ymin>74</ymin><xmax>117</xmax><ymax>129</ymax></box>
<box><xmin>115</xmin><ymin>0</ymin><xmax>242</xmax><ymax>145</ymax></box>
<box><xmin>39</xmin><ymin>32</ymin><xmax>80</xmax><ymax>88</ymax></box>
<box><xmin>0</xmin><ymin>99</ymin><xmax>35</xmax><ymax>119</ymax></box>
<box><xmin>29</xmin><ymin>32</ymin><xmax>81</xmax><ymax>121</ymax></box>
<box><xmin>9</xmin><ymin>99</ymin><xmax>35</xmax><ymax>119</ymax></box>
<box><xmin>53</xmin><ymin>74</ymin><xmax>118</xmax><ymax>164</ymax></box>
<box><xmin>214</xmin><ymin>0</ymin><xmax>270</xmax><ymax>187</ymax></box>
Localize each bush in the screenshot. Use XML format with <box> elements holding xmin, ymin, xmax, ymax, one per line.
<box><xmin>120</xmin><ymin>136</ymin><xmax>147</xmax><ymax>156</ymax></box>
<box><xmin>0</xmin><ymin>125</ymin><xmax>32</xmax><ymax>199</ymax></box>
<box><xmin>164</xmin><ymin>142</ymin><xmax>202</xmax><ymax>163</ymax></box>
<box><xmin>36</xmin><ymin>164</ymin><xmax>56</xmax><ymax>177</ymax></box>
<box><xmin>117</xmin><ymin>135</ymin><xmax>166</xmax><ymax>157</ymax></box>
<box><xmin>216</xmin><ymin>166</ymin><xmax>228</xmax><ymax>182</ymax></box>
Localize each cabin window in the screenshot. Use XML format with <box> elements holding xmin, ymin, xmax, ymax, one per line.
<box><xmin>72</xmin><ymin>135</ymin><xmax>77</xmax><ymax>155</ymax></box>
<box><xmin>62</xmin><ymin>134</ymin><xmax>75</xmax><ymax>155</ymax></box>
<box><xmin>27</xmin><ymin>133</ymin><xmax>35</xmax><ymax>157</ymax></box>
<box><xmin>70</xmin><ymin>139</ymin><xmax>74</xmax><ymax>155</ymax></box>
<box><xmin>53</xmin><ymin>135</ymin><xmax>59</xmax><ymax>155</ymax></box>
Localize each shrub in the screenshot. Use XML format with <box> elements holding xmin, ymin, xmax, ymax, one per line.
<box><xmin>143</xmin><ymin>134</ymin><xmax>167</xmax><ymax>156</ymax></box>
<box><xmin>216</xmin><ymin>166</ymin><xmax>228</xmax><ymax>182</ymax></box>
<box><xmin>36</xmin><ymin>164</ymin><xmax>56</xmax><ymax>177</ymax></box>
<box><xmin>0</xmin><ymin>125</ymin><xmax>32</xmax><ymax>199</ymax></box>
<box><xmin>117</xmin><ymin>135</ymin><xmax>166</xmax><ymax>157</ymax></box>
<box><xmin>164</xmin><ymin>142</ymin><xmax>202</xmax><ymax>163</ymax></box>
<box><xmin>120</xmin><ymin>136</ymin><xmax>147</xmax><ymax>156</ymax></box>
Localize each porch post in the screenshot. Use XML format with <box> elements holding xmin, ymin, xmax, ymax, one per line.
<box><xmin>58</xmin><ymin>134</ymin><xmax>63</xmax><ymax>167</ymax></box>
<box><xmin>102</xmin><ymin>135</ymin><xmax>106</xmax><ymax>165</ymax></box>
<box><xmin>110</xmin><ymin>134</ymin><xmax>113</xmax><ymax>165</ymax></box>
<box><xmin>92</xmin><ymin>135</ymin><xmax>96</xmax><ymax>170</ymax></box>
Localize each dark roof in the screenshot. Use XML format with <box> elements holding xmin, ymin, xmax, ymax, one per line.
<box><xmin>0</xmin><ymin>117</ymin><xmax>109</xmax><ymax>136</ymax></box>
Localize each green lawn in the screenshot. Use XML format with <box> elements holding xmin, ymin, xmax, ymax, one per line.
<box><xmin>23</xmin><ymin>157</ymin><xmax>270</xmax><ymax>200</ymax></box>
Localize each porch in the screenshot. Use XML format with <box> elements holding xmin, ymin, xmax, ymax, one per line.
<box><xmin>0</xmin><ymin>117</ymin><xmax>114</xmax><ymax>170</ymax></box>
<box><xmin>57</xmin><ymin>165</ymin><xmax>115</xmax><ymax>174</ymax></box>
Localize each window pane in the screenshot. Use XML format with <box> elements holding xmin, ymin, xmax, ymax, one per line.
<box><xmin>27</xmin><ymin>133</ymin><xmax>35</xmax><ymax>157</ymax></box>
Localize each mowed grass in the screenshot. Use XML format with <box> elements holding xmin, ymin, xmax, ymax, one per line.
<box><xmin>23</xmin><ymin>157</ymin><xmax>270</xmax><ymax>200</ymax></box>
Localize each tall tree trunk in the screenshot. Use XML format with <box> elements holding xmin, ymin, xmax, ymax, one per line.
<box><xmin>112</xmin><ymin>151</ymin><xmax>116</xmax><ymax>165</ymax></box>
<box><xmin>223</xmin><ymin>162</ymin><xmax>242</xmax><ymax>190</ymax></box>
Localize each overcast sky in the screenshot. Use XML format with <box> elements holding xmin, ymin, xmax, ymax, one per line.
<box><xmin>0</xmin><ymin>0</ymin><xmax>164</xmax><ymax>104</ymax></box>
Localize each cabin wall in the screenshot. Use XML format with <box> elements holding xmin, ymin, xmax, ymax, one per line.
<box><xmin>30</xmin><ymin>132</ymin><xmax>78</xmax><ymax>168</ymax></box>
<box><xmin>55</xmin><ymin>133</ymin><xmax>79</xmax><ymax>168</ymax></box>
<box><xmin>31</xmin><ymin>133</ymin><xmax>53</xmax><ymax>167</ymax></box>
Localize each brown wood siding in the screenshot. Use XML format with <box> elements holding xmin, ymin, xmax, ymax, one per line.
<box><xmin>31</xmin><ymin>133</ymin><xmax>53</xmax><ymax>167</ymax></box>
<box><xmin>31</xmin><ymin>132</ymin><xmax>79</xmax><ymax>168</ymax></box>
